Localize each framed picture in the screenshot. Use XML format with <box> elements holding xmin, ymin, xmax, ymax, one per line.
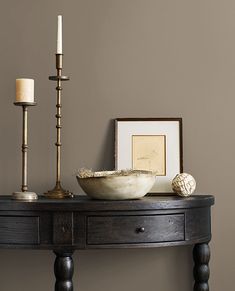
<box><xmin>115</xmin><ymin>118</ymin><xmax>183</xmax><ymax>193</ymax></box>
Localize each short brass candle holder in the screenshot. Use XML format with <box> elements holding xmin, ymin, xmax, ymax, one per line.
<box><xmin>12</xmin><ymin>102</ymin><xmax>38</xmax><ymax>201</ymax></box>
<box><xmin>45</xmin><ymin>54</ymin><xmax>73</xmax><ymax>199</ymax></box>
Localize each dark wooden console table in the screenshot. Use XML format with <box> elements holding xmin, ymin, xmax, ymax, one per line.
<box><xmin>0</xmin><ymin>195</ymin><xmax>214</xmax><ymax>291</ymax></box>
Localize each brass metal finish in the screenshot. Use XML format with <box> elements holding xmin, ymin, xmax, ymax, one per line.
<box><xmin>14</xmin><ymin>102</ymin><xmax>37</xmax><ymax>106</ymax></box>
<box><xmin>12</xmin><ymin>103</ymin><xmax>38</xmax><ymax>201</ymax></box>
<box><xmin>12</xmin><ymin>191</ymin><xmax>37</xmax><ymax>201</ymax></box>
<box><xmin>22</xmin><ymin>105</ymin><xmax>28</xmax><ymax>192</ymax></box>
<box><xmin>56</xmin><ymin>53</ymin><xmax>63</xmax><ymax>69</ymax></box>
<box><xmin>49</xmin><ymin>76</ymin><xmax>69</xmax><ymax>81</ymax></box>
<box><xmin>45</xmin><ymin>54</ymin><xmax>73</xmax><ymax>199</ymax></box>
<box><xmin>45</xmin><ymin>182</ymin><xmax>72</xmax><ymax>199</ymax></box>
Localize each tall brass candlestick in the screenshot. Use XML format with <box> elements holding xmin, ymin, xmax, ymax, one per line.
<box><xmin>45</xmin><ymin>54</ymin><xmax>73</xmax><ymax>199</ymax></box>
<box><xmin>12</xmin><ymin>102</ymin><xmax>37</xmax><ymax>200</ymax></box>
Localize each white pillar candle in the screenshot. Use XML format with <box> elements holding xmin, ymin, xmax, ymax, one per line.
<box><xmin>57</xmin><ymin>15</ymin><xmax>62</xmax><ymax>54</ymax></box>
<box><xmin>16</xmin><ymin>79</ymin><xmax>34</xmax><ymax>103</ymax></box>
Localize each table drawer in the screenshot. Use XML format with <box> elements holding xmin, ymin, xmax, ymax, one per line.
<box><xmin>87</xmin><ymin>214</ymin><xmax>185</xmax><ymax>245</ymax></box>
<box><xmin>0</xmin><ymin>216</ymin><xmax>39</xmax><ymax>245</ymax></box>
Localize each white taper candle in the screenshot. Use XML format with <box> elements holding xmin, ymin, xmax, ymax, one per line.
<box><xmin>57</xmin><ymin>15</ymin><xmax>62</xmax><ymax>54</ymax></box>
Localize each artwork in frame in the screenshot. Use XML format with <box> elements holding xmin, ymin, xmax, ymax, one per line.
<box><xmin>115</xmin><ymin>118</ymin><xmax>183</xmax><ymax>193</ymax></box>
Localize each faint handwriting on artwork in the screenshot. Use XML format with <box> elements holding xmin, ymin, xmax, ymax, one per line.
<box><xmin>132</xmin><ymin>135</ymin><xmax>166</xmax><ymax>176</ymax></box>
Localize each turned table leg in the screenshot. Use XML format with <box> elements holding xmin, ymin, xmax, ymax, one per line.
<box><xmin>54</xmin><ymin>251</ymin><xmax>74</xmax><ymax>291</ymax></box>
<box><xmin>193</xmin><ymin>243</ymin><xmax>210</xmax><ymax>291</ymax></box>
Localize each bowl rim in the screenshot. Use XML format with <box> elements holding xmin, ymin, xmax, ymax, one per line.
<box><xmin>76</xmin><ymin>169</ymin><xmax>156</xmax><ymax>179</ymax></box>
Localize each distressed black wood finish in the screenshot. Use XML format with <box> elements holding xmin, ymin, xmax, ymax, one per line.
<box><xmin>0</xmin><ymin>195</ymin><xmax>214</xmax><ymax>291</ymax></box>
<box><xmin>87</xmin><ymin>214</ymin><xmax>185</xmax><ymax>245</ymax></box>
<box><xmin>0</xmin><ymin>216</ymin><xmax>39</xmax><ymax>244</ymax></box>
<box><xmin>54</xmin><ymin>251</ymin><xmax>74</xmax><ymax>291</ymax></box>
<box><xmin>193</xmin><ymin>243</ymin><xmax>210</xmax><ymax>291</ymax></box>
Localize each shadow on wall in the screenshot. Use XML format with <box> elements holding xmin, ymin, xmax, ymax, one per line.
<box><xmin>95</xmin><ymin>119</ymin><xmax>115</xmax><ymax>171</ymax></box>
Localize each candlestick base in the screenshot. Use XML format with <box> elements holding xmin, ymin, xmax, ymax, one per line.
<box><xmin>12</xmin><ymin>191</ymin><xmax>38</xmax><ymax>201</ymax></box>
<box><xmin>45</xmin><ymin>182</ymin><xmax>73</xmax><ymax>199</ymax></box>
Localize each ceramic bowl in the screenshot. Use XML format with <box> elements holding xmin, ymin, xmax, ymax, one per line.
<box><xmin>76</xmin><ymin>170</ymin><xmax>156</xmax><ymax>200</ymax></box>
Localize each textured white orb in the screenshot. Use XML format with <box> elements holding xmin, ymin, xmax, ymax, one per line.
<box><xmin>172</xmin><ymin>173</ymin><xmax>196</xmax><ymax>197</ymax></box>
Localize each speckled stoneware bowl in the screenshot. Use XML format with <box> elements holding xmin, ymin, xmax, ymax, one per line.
<box><xmin>76</xmin><ymin>170</ymin><xmax>156</xmax><ymax>200</ymax></box>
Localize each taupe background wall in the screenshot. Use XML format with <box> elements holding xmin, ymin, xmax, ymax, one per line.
<box><xmin>0</xmin><ymin>0</ymin><xmax>232</xmax><ymax>290</ymax></box>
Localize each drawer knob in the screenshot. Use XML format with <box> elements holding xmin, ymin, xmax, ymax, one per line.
<box><xmin>136</xmin><ymin>227</ymin><xmax>145</xmax><ymax>233</ymax></box>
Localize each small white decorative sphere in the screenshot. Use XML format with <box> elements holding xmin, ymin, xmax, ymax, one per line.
<box><xmin>172</xmin><ymin>173</ymin><xmax>196</xmax><ymax>197</ymax></box>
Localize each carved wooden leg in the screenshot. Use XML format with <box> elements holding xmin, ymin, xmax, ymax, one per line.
<box><xmin>193</xmin><ymin>243</ymin><xmax>210</xmax><ymax>291</ymax></box>
<box><xmin>54</xmin><ymin>251</ymin><xmax>74</xmax><ymax>291</ymax></box>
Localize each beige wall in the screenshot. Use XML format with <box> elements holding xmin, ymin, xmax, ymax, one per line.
<box><xmin>0</xmin><ymin>0</ymin><xmax>231</xmax><ymax>290</ymax></box>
